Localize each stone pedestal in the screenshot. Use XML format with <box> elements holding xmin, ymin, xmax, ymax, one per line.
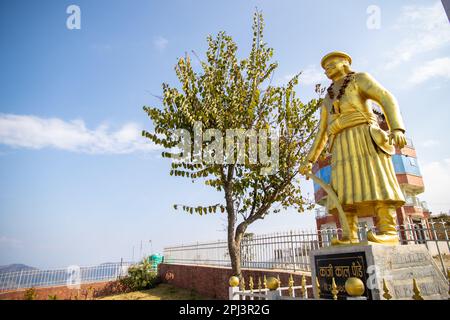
<box><xmin>310</xmin><ymin>244</ymin><xmax>449</xmax><ymax>300</ymax></box>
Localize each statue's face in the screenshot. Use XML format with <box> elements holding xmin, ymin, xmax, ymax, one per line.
<box><xmin>323</xmin><ymin>57</ymin><xmax>349</xmax><ymax>80</ymax></box>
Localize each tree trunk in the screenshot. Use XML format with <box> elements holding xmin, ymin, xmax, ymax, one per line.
<box><xmin>226</xmin><ymin>205</ymin><xmax>242</xmax><ymax>276</ymax></box>
<box><xmin>229</xmin><ymin>224</ymin><xmax>249</xmax><ymax>279</ymax></box>
<box><xmin>225</xmin><ymin>192</ymin><xmax>265</xmax><ymax>277</ymax></box>
<box><xmin>228</xmin><ymin>238</ymin><xmax>241</xmax><ymax>277</ymax></box>
<box><xmin>225</xmin><ymin>181</ymin><xmax>243</xmax><ymax>277</ymax></box>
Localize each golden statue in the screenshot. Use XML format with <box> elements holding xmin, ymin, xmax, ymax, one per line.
<box><xmin>301</xmin><ymin>51</ymin><xmax>407</xmax><ymax>245</ymax></box>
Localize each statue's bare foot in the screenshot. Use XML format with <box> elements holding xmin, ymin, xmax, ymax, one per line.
<box><xmin>331</xmin><ymin>236</ymin><xmax>359</xmax><ymax>246</ymax></box>
<box><xmin>367</xmin><ymin>230</ymin><xmax>399</xmax><ymax>245</ymax></box>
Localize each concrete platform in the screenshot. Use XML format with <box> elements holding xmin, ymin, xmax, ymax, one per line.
<box><xmin>310</xmin><ymin>244</ymin><xmax>449</xmax><ymax>300</ymax></box>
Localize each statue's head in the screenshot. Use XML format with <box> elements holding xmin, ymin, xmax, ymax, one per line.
<box><xmin>321</xmin><ymin>51</ymin><xmax>352</xmax><ymax>81</ymax></box>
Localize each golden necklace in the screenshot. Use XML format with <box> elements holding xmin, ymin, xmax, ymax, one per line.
<box><xmin>327</xmin><ymin>71</ymin><xmax>355</xmax><ymax>114</ymax></box>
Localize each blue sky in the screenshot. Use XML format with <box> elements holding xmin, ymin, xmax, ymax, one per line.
<box><xmin>1</xmin><ymin>0</ymin><xmax>449</xmax><ymax>269</ymax></box>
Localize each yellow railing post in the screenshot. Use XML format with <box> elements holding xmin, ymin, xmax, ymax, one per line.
<box><xmin>412</xmin><ymin>278</ymin><xmax>424</xmax><ymax>300</ymax></box>
<box><xmin>447</xmin><ymin>269</ymin><xmax>450</xmax><ymax>296</ymax></box>
<box><xmin>240</xmin><ymin>276</ymin><xmax>246</xmax><ymax>292</ymax></box>
<box><xmin>301</xmin><ymin>274</ymin><xmax>307</xmax><ymax>298</ymax></box>
<box><xmin>288</xmin><ymin>274</ymin><xmax>294</xmax><ymax>297</ymax></box>
<box><xmin>314</xmin><ymin>277</ymin><xmax>321</xmax><ymax>299</ymax></box>
<box><xmin>331</xmin><ymin>278</ymin><xmax>338</xmax><ymax>300</ymax></box>
<box><xmin>382</xmin><ymin>279</ymin><xmax>392</xmax><ymax>300</ymax></box>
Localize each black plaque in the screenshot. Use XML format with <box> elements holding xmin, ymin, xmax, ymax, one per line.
<box><xmin>314</xmin><ymin>251</ymin><xmax>372</xmax><ymax>300</ymax></box>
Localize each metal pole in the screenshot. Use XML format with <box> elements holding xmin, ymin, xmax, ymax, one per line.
<box><xmin>430</xmin><ymin>221</ymin><xmax>446</xmax><ymax>275</ymax></box>
<box><xmin>290</xmin><ymin>231</ymin><xmax>297</xmax><ymax>272</ymax></box>
<box><xmin>196</xmin><ymin>241</ymin><xmax>199</xmax><ymax>266</ymax></box>
<box><xmin>17</xmin><ymin>270</ymin><xmax>23</xmax><ymax>290</ymax></box>
<box><xmin>440</xmin><ymin>220</ymin><xmax>450</xmax><ymax>252</ymax></box>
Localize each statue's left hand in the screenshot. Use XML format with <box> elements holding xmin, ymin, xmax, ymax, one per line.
<box><xmin>389</xmin><ymin>129</ymin><xmax>407</xmax><ymax>149</ymax></box>
<box><xmin>299</xmin><ymin>161</ymin><xmax>313</xmax><ymax>176</ymax></box>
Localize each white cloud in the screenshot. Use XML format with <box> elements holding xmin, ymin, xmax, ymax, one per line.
<box><xmin>300</xmin><ymin>65</ymin><xmax>327</xmax><ymax>85</ymax></box>
<box><xmin>274</xmin><ymin>74</ymin><xmax>295</xmax><ymax>86</ymax></box>
<box><xmin>276</xmin><ymin>65</ymin><xmax>326</xmax><ymax>86</ymax></box>
<box><xmin>421</xmin><ymin>139</ymin><xmax>440</xmax><ymax>148</ymax></box>
<box><xmin>422</xmin><ymin>159</ymin><xmax>450</xmax><ymax>214</ymax></box>
<box><xmin>409</xmin><ymin>57</ymin><xmax>450</xmax><ymax>85</ymax></box>
<box><xmin>0</xmin><ymin>236</ymin><xmax>23</xmax><ymax>249</ymax></box>
<box><xmin>153</xmin><ymin>36</ymin><xmax>168</xmax><ymax>51</ymax></box>
<box><xmin>385</xmin><ymin>2</ymin><xmax>450</xmax><ymax>69</ymax></box>
<box><xmin>0</xmin><ymin>114</ymin><xmax>159</xmax><ymax>154</ymax></box>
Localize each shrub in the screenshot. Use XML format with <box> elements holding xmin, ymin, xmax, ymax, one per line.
<box><xmin>24</xmin><ymin>288</ymin><xmax>37</xmax><ymax>300</ymax></box>
<box><xmin>127</xmin><ymin>259</ymin><xmax>161</xmax><ymax>290</ymax></box>
<box><xmin>48</xmin><ymin>294</ymin><xmax>58</xmax><ymax>300</ymax></box>
<box><xmin>93</xmin><ymin>260</ymin><xmax>161</xmax><ymax>298</ymax></box>
<box><xmin>117</xmin><ymin>275</ymin><xmax>138</xmax><ymax>292</ymax></box>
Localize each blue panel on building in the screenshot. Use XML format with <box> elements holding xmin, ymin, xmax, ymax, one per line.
<box><xmin>313</xmin><ymin>165</ymin><xmax>331</xmax><ymax>192</ymax></box>
<box><xmin>313</xmin><ymin>180</ymin><xmax>320</xmax><ymax>192</ymax></box>
<box><xmin>320</xmin><ymin>165</ymin><xmax>331</xmax><ymax>184</ymax></box>
<box><xmin>392</xmin><ymin>154</ymin><xmax>421</xmax><ymax>176</ymax></box>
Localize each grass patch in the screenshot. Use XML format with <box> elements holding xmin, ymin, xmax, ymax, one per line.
<box><xmin>99</xmin><ymin>284</ymin><xmax>208</xmax><ymax>300</ymax></box>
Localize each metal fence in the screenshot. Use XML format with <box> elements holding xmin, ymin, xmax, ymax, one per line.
<box><xmin>0</xmin><ymin>262</ymin><xmax>134</xmax><ymax>292</ymax></box>
<box><xmin>229</xmin><ymin>282</ymin><xmax>314</xmax><ymax>300</ymax></box>
<box><xmin>163</xmin><ymin>222</ymin><xmax>449</xmax><ymax>273</ymax></box>
<box><xmin>163</xmin><ymin>230</ymin><xmax>336</xmax><ymax>272</ymax></box>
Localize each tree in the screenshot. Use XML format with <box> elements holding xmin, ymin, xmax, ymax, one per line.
<box><xmin>142</xmin><ymin>12</ymin><xmax>323</xmax><ymax>277</ymax></box>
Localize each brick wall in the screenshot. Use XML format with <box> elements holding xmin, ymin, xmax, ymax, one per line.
<box><xmin>158</xmin><ymin>263</ymin><xmax>311</xmax><ymax>300</ymax></box>
<box><xmin>1</xmin><ymin>265</ymin><xmax>312</xmax><ymax>300</ymax></box>
<box><xmin>0</xmin><ymin>280</ymin><xmax>121</xmax><ymax>300</ymax></box>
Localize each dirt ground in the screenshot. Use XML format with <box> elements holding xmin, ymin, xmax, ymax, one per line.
<box><xmin>99</xmin><ymin>283</ymin><xmax>208</xmax><ymax>300</ymax></box>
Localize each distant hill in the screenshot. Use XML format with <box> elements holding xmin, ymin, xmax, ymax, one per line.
<box><xmin>0</xmin><ymin>264</ymin><xmax>37</xmax><ymax>274</ymax></box>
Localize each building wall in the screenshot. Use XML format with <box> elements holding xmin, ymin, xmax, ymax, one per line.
<box><xmin>158</xmin><ymin>263</ymin><xmax>311</xmax><ymax>300</ymax></box>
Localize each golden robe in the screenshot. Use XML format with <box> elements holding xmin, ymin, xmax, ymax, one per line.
<box><xmin>307</xmin><ymin>72</ymin><xmax>406</xmax><ymax>214</ymax></box>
